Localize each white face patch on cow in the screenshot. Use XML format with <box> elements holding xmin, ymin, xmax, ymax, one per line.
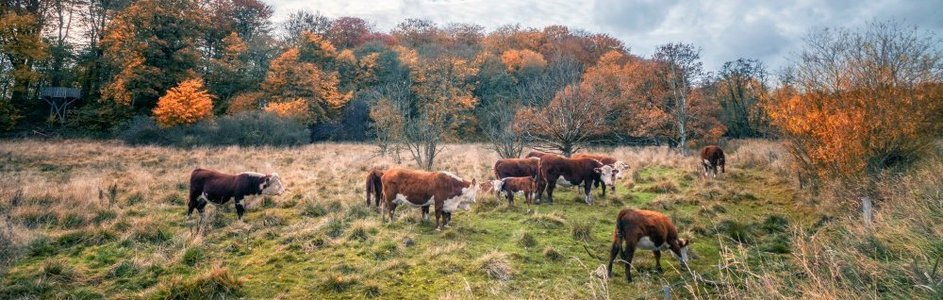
<box><xmin>260</xmin><ymin>173</ymin><xmax>285</xmax><ymax>195</ymax></box>
<box><xmin>393</xmin><ymin>194</ymin><xmax>433</xmax><ymax>207</ymax></box>
<box><xmin>491</xmin><ymin>179</ymin><xmax>504</xmax><ymax>192</ymax></box>
<box><xmin>595</xmin><ymin>165</ymin><xmax>616</xmax><ymax>186</ymax></box>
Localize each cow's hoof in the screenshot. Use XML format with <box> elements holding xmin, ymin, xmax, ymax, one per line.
<box><xmin>435</xmin><ymin>227</ymin><xmax>442</xmax><ymax>231</ymax></box>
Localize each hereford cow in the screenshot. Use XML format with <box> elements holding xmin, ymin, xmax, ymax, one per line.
<box><xmin>365</xmin><ymin>169</ymin><xmax>384</xmax><ymax>212</ymax></box>
<box><xmin>525</xmin><ymin>150</ymin><xmax>559</xmax><ymax>159</ymax></box>
<box><xmin>607</xmin><ymin>208</ymin><xmax>690</xmax><ymax>282</ymax></box>
<box><xmin>536</xmin><ymin>156</ymin><xmax>615</xmax><ymax>205</ymax></box>
<box><xmin>188</xmin><ymin>168</ymin><xmax>285</xmax><ymax>222</ymax></box>
<box><xmin>700</xmin><ymin>145</ymin><xmax>726</xmax><ymax>178</ymax></box>
<box><xmin>572</xmin><ymin>153</ymin><xmax>628</xmax><ymax>195</ymax></box>
<box><xmin>380</xmin><ymin>168</ymin><xmax>478</xmax><ymax>230</ymax></box>
<box><xmin>492</xmin><ymin>176</ymin><xmax>538</xmax><ymax>207</ymax></box>
<box><xmin>493</xmin><ymin>157</ymin><xmax>540</xmax><ymax>179</ymax></box>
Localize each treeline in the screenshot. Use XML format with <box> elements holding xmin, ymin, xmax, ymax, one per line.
<box><xmin>0</xmin><ymin>0</ymin><xmax>773</xmax><ymax>149</ymax></box>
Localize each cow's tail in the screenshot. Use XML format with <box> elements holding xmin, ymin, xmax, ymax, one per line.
<box><xmin>366</xmin><ymin>170</ymin><xmax>383</xmax><ymax>208</ymax></box>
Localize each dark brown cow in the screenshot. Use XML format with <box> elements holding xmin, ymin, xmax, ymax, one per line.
<box><xmin>607</xmin><ymin>208</ymin><xmax>690</xmax><ymax>282</ymax></box>
<box><xmin>700</xmin><ymin>145</ymin><xmax>726</xmax><ymax>178</ymax></box>
<box><xmin>365</xmin><ymin>169</ymin><xmax>384</xmax><ymax>212</ymax></box>
<box><xmin>188</xmin><ymin>168</ymin><xmax>285</xmax><ymax>221</ymax></box>
<box><xmin>536</xmin><ymin>156</ymin><xmax>615</xmax><ymax>204</ymax></box>
<box><xmin>380</xmin><ymin>169</ymin><xmax>478</xmax><ymax>230</ymax></box>
<box><xmin>492</xmin><ymin>176</ymin><xmax>537</xmax><ymax>207</ymax></box>
<box><xmin>493</xmin><ymin>157</ymin><xmax>540</xmax><ymax>179</ymax></box>
<box><xmin>572</xmin><ymin>153</ymin><xmax>628</xmax><ymax>195</ymax></box>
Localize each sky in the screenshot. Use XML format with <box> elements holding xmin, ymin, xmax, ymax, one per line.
<box><xmin>262</xmin><ymin>0</ymin><xmax>943</xmax><ymax>72</ymax></box>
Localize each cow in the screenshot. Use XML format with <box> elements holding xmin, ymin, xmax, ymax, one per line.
<box><xmin>536</xmin><ymin>156</ymin><xmax>615</xmax><ymax>205</ymax></box>
<box><xmin>607</xmin><ymin>208</ymin><xmax>691</xmax><ymax>282</ymax></box>
<box><xmin>365</xmin><ymin>169</ymin><xmax>384</xmax><ymax>212</ymax></box>
<box><xmin>525</xmin><ymin>150</ymin><xmax>559</xmax><ymax>159</ymax></box>
<box><xmin>187</xmin><ymin>168</ymin><xmax>285</xmax><ymax>223</ymax></box>
<box><xmin>572</xmin><ymin>153</ymin><xmax>628</xmax><ymax>195</ymax></box>
<box><xmin>700</xmin><ymin>145</ymin><xmax>726</xmax><ymax>178</ymax></box>
<box><xmin>492</xmin><ymin>176</ymin><xmax>538</xmax><ymax>207</ymax></box>
<box><xmin>493</xmin><ymin>157</ymin><xmax>540</xmax><ymax>179</ymax></box>
<box><xmin>379</xmin><ymin>168</ymin><xmax>479</xmax><ymax>230</ymax></box>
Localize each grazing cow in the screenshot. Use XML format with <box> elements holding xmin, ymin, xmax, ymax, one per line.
<box><xmin>572</xmin><ymin>153</ymin><xmax>628</xmax><ymax>195</ymax></box>
<box><xmin>493</xmin><ymin>157</ymin><xmax>540</xmax><ymax>179</ymax></box>
<box><xmin>525</xmin><ymin>150</ymin><xmax>559</xmax><ymax>159</ymax></box>
<box><xmin>188</xmin><ymin>168</ymin><xmax>285</xmax><ymax>222</ymax></box>
<box><xmin>607</xmin><ymin>208</ymin><xmax>690</xmax><ymax>282</ymax></box>
<box><xmin>365</xmin><ymin>169</ymin><xmax>384</xmax><ymax>212</ymax></box>
<box><xmin>700</xmin><ymin>145</ymin><xmax>726</xmax><ymax>178</ymax></box>
<box><xmin>492</xmin><ymin>176</ymin><xmax>538</xmax><ymax>207</ymax></box>
<box><xmin>536</xmin><ymin>156</ymin><xmax>615</xmax><ymax>205</ymax></box>
<box><xmin>380</xmin><ymin>168</ymin><xmax>478</xmax><ymax>230</ymax></box>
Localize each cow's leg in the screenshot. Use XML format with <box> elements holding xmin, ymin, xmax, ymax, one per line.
<box><xmin>506</xmin><ymin>189</ymin><xmax>514</xmax><ymax>206</ymax></box>
<box><xmin>623</xmin><ymin>242</ymin><xmax>636</xmax><ymax>282</ymax></box>
<box><xmin>654</xmin><ymin>250</ymin><xmax>663</xmax><ymax>272</ymax></box>
<box><xmin>607</xmin><ymin>238</ymin><xmax>622</xmax><ymax>279</ymax></box>
<box><xmin>435</xmin><ymin>208</ymin><xmax>442</xmax><ymax>231</ymax></box>
<box><xmin>421</xmin><ymin>206</ymin><xmax>430</xmax><ymax>223</ymax></box>
<box><xmin>234</xmin><ymin>197</ymin><xmax>246</xmax><ymax>220</ymax></box>
<box><xmin>444</xmin><ymin>212</ymin><xmax>452</xmax><ymax>227</ymax></box>
<box><xmin>535</xmin><ymin>178</ymin><xmax>546</xmax><ymax>203</ymax></box>
<box><xmin>583</xmin><ymin>179</ymin><xmax>593</xmax><ymax>205</ymax></box>
<box><xmin>187</xmin><ymin>190</ymin><xmax>200</xmax><ymax>219</ymax></box>
<box><xmin>546</xmin><ymin>179</ymin><xmax>556</xmax><ymax>204</ymax></box>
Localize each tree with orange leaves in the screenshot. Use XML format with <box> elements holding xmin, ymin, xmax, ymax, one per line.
<box><xmin>152</xmin><ymin>78</ymin><xmax>214</xmax><ymax>127</ymax></box>
<box><xmin>261</xmin><ymin>47</ymin><xmax>351</xmax><ymax>124</ymax></box>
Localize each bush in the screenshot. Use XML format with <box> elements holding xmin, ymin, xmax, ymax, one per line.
<box><xmin>157</xmin><ymin>267</ymin><xmax>243</xmax><ymax>300</ymax></box>
<box><xmin>118</xmin><ymin>111</ymin><xmax>308</xmax><ymax>147</ymax></box>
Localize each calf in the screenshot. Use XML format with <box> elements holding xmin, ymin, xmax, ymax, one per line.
<box><xmin>572</xmin><ymin>153</ymin><xmax>628</xmax><ymax>195</ymax></box>
<box><xmin>536</xmin><ymin>156</ymin><xmax>615</xmax><ymax>205</ymax></box>
<box><xmin>700</xmin><ymin>145</ymin><xmax>726</xmax><ymax>178</ymax></box>
<box><xmin>492</xmin><ymin>176</ymin><xmax>538</xmax><ymax>207</ymax></box>
<box><xmin>380</xmin><ymin>168</ymin><xmax>478</xmax><ymax>230</ymax></box>
<box><xmin>493</xmin><ymin>157</ymin><xmax>540</xmax><ymax>179</ymax></box>
<box><xmin>365</xmin><ymin>169</ymin><xmax>384</xmax><ymax>212</ymax></box>
<box><xmin>188</xmin><ymin>168</ymin><xmax>285</xmax><ymax>222</ymax></box>
<box><xmin>607</xmin><ymin>208</ymin><xmax>691</xmax><ymax>282</ymax></box>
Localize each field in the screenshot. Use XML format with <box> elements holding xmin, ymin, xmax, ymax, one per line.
<box><xmin>0</xmin><ymin>139</ymin><xmax>915</xmax><ymax>299</ymax></box>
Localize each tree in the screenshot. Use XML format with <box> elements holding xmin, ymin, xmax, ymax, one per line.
<box><xmin>328</xmin><ymin>17</ymin><xmax>369</xmax><ymax>48</ymax></box>
<box><xmin>284</xmin><ymin>10</ymin><xmax>330</xmax><ymax>41</ymax></box>
<box><xmin>653</xmin><ymin>43</ymin><xmax>707</xmax><ymax>151</ymax></box>
<box><xmin>260</xmin><ymin>47</ymin><xmax>350</xmax><ymax>124</ymax></box>
<box><xmin>0</xmin><ymin>10</ymin><xmax>47</xmax><ymax>110</ymax></box>
<box><xmin>514</xmin><ymin>84</ymin><xmax>611</xmax><ymax>156</ymax></box>
<box><xmin>100</xmin><ymin>0</ymin><xmax>206</xmax><ymax>111</ymax></box>
<box><xmin>208</xmin><ymin>32</ymin><xmax>251</xmax><ymax>112</ymax></box>
<box><xmin>152</xmin><ymin>78</ymin><xmax>214</xmax><ymax>127</ymax></box>
<box><xmin>714</xmin><ymin>58</ymin><xmax>770</xmax><ymax>138</ymax></box>
<box><xmin>767</xmin><ymin>20</ymin><xmax>943</xmax><ymax>223</ymax></box>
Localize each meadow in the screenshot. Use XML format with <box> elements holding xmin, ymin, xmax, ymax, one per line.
<box><xmin>0</xmin><ymin>139</ymin><xmax>939</xmax><ymax>299</ymax></box>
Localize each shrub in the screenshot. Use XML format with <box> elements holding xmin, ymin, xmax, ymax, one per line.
<box><xmin>543</xmin><ymin>246</ymin><xmax>562</xmax><ymax>261</ymax></box>
<box><xmin>571</xmin><ymin>220</ymin><xmax>594</xmax><ymax>242</ymax></box>
<box><xmin>182</xmin><ymin>246</ymin><xmax>205</xmax><ymax>266</ymax></box>
<box><xmin>152</xmin><ymin>78</ymin><xmax>214</xmax><ymax>128</ymax></box>
<box><xmin>118</xmin><ymin>112</ymin><xmax>308</xmax><ymax>147</ymax></box>
<box><xmin>158</xmin><ymin>267</ymin><xmax>243</xmax><ymax>300</ymax></box>
<box><xmin>476</xmin><ymin>251</ymin><xmax>514</xmax><ymax>281</ymax></box>
<box><xmin>518</xmin><ymin>231</ymin><xmax>538</xmax><ymax>248</ymax></box>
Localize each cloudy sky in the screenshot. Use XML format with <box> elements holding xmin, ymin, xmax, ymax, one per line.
<box><xmin>263</xmin><ymin>0</ymin><xmax>943</xmax><ymax>71</ymax></box>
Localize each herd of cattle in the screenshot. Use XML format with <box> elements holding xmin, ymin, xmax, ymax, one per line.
<box><xmin>185</xmin><ymin>145</ymin><xmax>727</xmax><ymax>282</ymax></box>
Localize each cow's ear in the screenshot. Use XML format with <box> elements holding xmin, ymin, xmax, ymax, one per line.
<box><xmin>594</xmin><ymin>168</ymin><xmax>602</xmax><ymax>174</ymax></box>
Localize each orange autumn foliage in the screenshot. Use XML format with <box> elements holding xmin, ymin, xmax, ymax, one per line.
<box><xmin>500</xmin><ymin>49</ymin><xmax>547</xmax><ymax>72</ymax></box>
<box><xmin>264</xmin><ymin>99</ymin><xmax>311</xmax><ymax>121</ymax></box>
<box><xmin>152</xmin><ymin>78</ymin><xmax>214</xmax><ymax>127</ymax></box>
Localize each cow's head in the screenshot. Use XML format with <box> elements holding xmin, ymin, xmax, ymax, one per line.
<box><xmin>457</xmin><ymin>179</ymin><xmax>479</xmax><ymax>211</ymax></box>
<box><xmin>676</xmin><ymin>238</ymin><xmax>692</xmax><ymax>266</ymax></box>
<box><xmin>594</xmin><ymin>165</ymin><xmax>617</xmax><ymax>186</ymax></box>
<box><xmin>260</xmin><ymin>173</ymin><xmax>285</xmax><ymax>195</ymax></box>
<box><xmin>490</xmin><ymin>179</ymin><xmax>504</xmax><ymax>193</ymax></box>
<box><xmin>614</xmin><ymin>161</ymin><xmax>629</xmax><ymax>179</ymax></box>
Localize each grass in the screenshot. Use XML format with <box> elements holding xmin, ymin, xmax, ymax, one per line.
<box><xmin>0</xmin><ymin>140</ymin><xmax>936</xmax><ymax>298</ymax></box>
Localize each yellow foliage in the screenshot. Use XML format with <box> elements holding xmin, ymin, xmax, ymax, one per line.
<box><xmin>152</xmin><ymin>78</ymin><xmax>214</xmax><ymax>127</ymax></box>
<box><xmin>264</xmin><ymin>99</ymin><xmax>311</xmax><ymax>122</ymax></box>
<box><xmin>500</xmin><ymin>49</ymin><xmax>546</xmax><ymax>72</ymax></box>
<box><xmin>226</xmin><ymin>92</ymin><xmax>263</xmax><ymax>115</ymax></box>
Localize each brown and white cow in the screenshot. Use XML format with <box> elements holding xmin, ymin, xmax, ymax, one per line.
<box><xmin>700</xmin><ymin>145</ymin><xmax>726</xmax><ymax>178</ymax></box>
<box><xmin>365</xmin><ymin>169</ymin><xmax>384</xmax><ymax>212</ymax></box>
<box><xmin>607</xmin><ymin>208</ymin><xmax>691</xmax><ymax>282</ymax></box>
<box><xmin>493</xmin><ymin>157</ymin><xmax>540</xmax><ymax>179</ymax></box>
<box><xmin>380</xmin><ymin>168</ymin><xmax>478</xmax><ymax>230</ymax></box>
<box><xmin>492</xmin><ymin>176</ymin><xmax>538</xmax><ymax>207</ymax></box>
<box><xmin>536</xmin><ymin>156</ymin><xmax>615</xmax><ymax>205</ymax></box>
<box><xmin>525</xmin><ymin>150</ymin><xmax>559</xmax><ymax>159</ymax></box>
<box><xmin>188</xmin><ymin>168</ymin><xmax>285</xmax><ymax>222</ymax></box>
<box><xmin>572</xmin><ymin>153</ymin><xmax>628</xmax><ymax>195</ymax></box>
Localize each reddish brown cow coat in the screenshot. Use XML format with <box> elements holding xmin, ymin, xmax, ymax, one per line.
<box><xmin>536</xmin><ymin>156</ymin><xmax>613</xmax><ymax>204</ymax></box>
<box><xmin>700</xmin><ymin>145</ymin><xmax>726</xmax><ymax>177</ymax></box>
<box><xmin>188</xmin><ymin>168</ymin><xmax>284</xmax><ymax>221</ymax></box>
<box><xmin>525</xmin><ymin>151</ymin><xmax>560</xmax><ymax>159</ymax></box>
<box><xmin>365</xmin><ymin>169</ymin><xmax>384</xmax><ymax>211</ymax></box>
<box><xmin>493</xmin><ymin>157</ymin><xmax>540</xmax><ymax>179</ymax></box>
<box><xmin>493</xmin><ymin>176</ymin><xmax>538</xmax><ymax>207</ymax></box>
<box><xmin>607</xmin><ymin>208</ymin><xmax>690</xmax><ymax>282</ymax></box>
<box><xmin>380</xmin><ymin>168</ymin><xmax>478</xmax><ymax>230</ymax></box>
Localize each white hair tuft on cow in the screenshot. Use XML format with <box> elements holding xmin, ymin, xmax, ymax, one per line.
<box><xmin>439</xmin><ymin>171</ymin><xmax>463</xmax><ymax>181</ymax></box>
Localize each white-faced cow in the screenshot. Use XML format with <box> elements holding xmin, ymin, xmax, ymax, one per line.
<box><xmin>572</xmin><ymin>153</ymin><xmax>628</xmax><ymax>195</ymax></box>
<box><xmin>493</xmin><ymin>157</ymin><xmax>540</xmax><ymax>179</ymax></box>
<box><xmin>536</xmin><ymin>156</ymin><xmax>615</xmax><ymax>205</ymax></box>
<box><xmin>700</xmin><ymin>145</ymin><xmax>726</xmax><ymax>178</ymax></box>
<box><xmin>188</xmin><ymin>168</ymin><xmax>285</xmax><ymax>222</ymax></box>
<box><xmin>365</xmin><ymin>169</ymin><xmax>384</xmax><ymax>212</ymax></box>
<box><xmin>607</xmin><ymin>208</ymin><xmax>691</xmax><ymax>282</ymax></box>
<box><xmin>379</xmin><ymin>168</ymin><xmax>478</xmax><ymax>230</ymax></box>
<box><xmin>492</xmin><ymin>176</ymin><xmax>538</xmax><ymax>207</ymax></box>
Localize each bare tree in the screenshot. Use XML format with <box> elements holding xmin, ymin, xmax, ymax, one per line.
<box><xmin>654</xmin><ymin>43</ymin><xmax>703</xmax><ymax>153</ymax></box>
<box><xmin>514</xmin><ymin>84</ymin><xmax>611</xmax><ymax>156</ymax></box>
<box><xmin>479</xmin><ymin>99</ymin><xmax>526</xmax><ymax>158</ymax></box>
<box><xmin>714</xmin><ymin>58</ymin><xmax>770</xmax><ymax>138</ymax></box>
